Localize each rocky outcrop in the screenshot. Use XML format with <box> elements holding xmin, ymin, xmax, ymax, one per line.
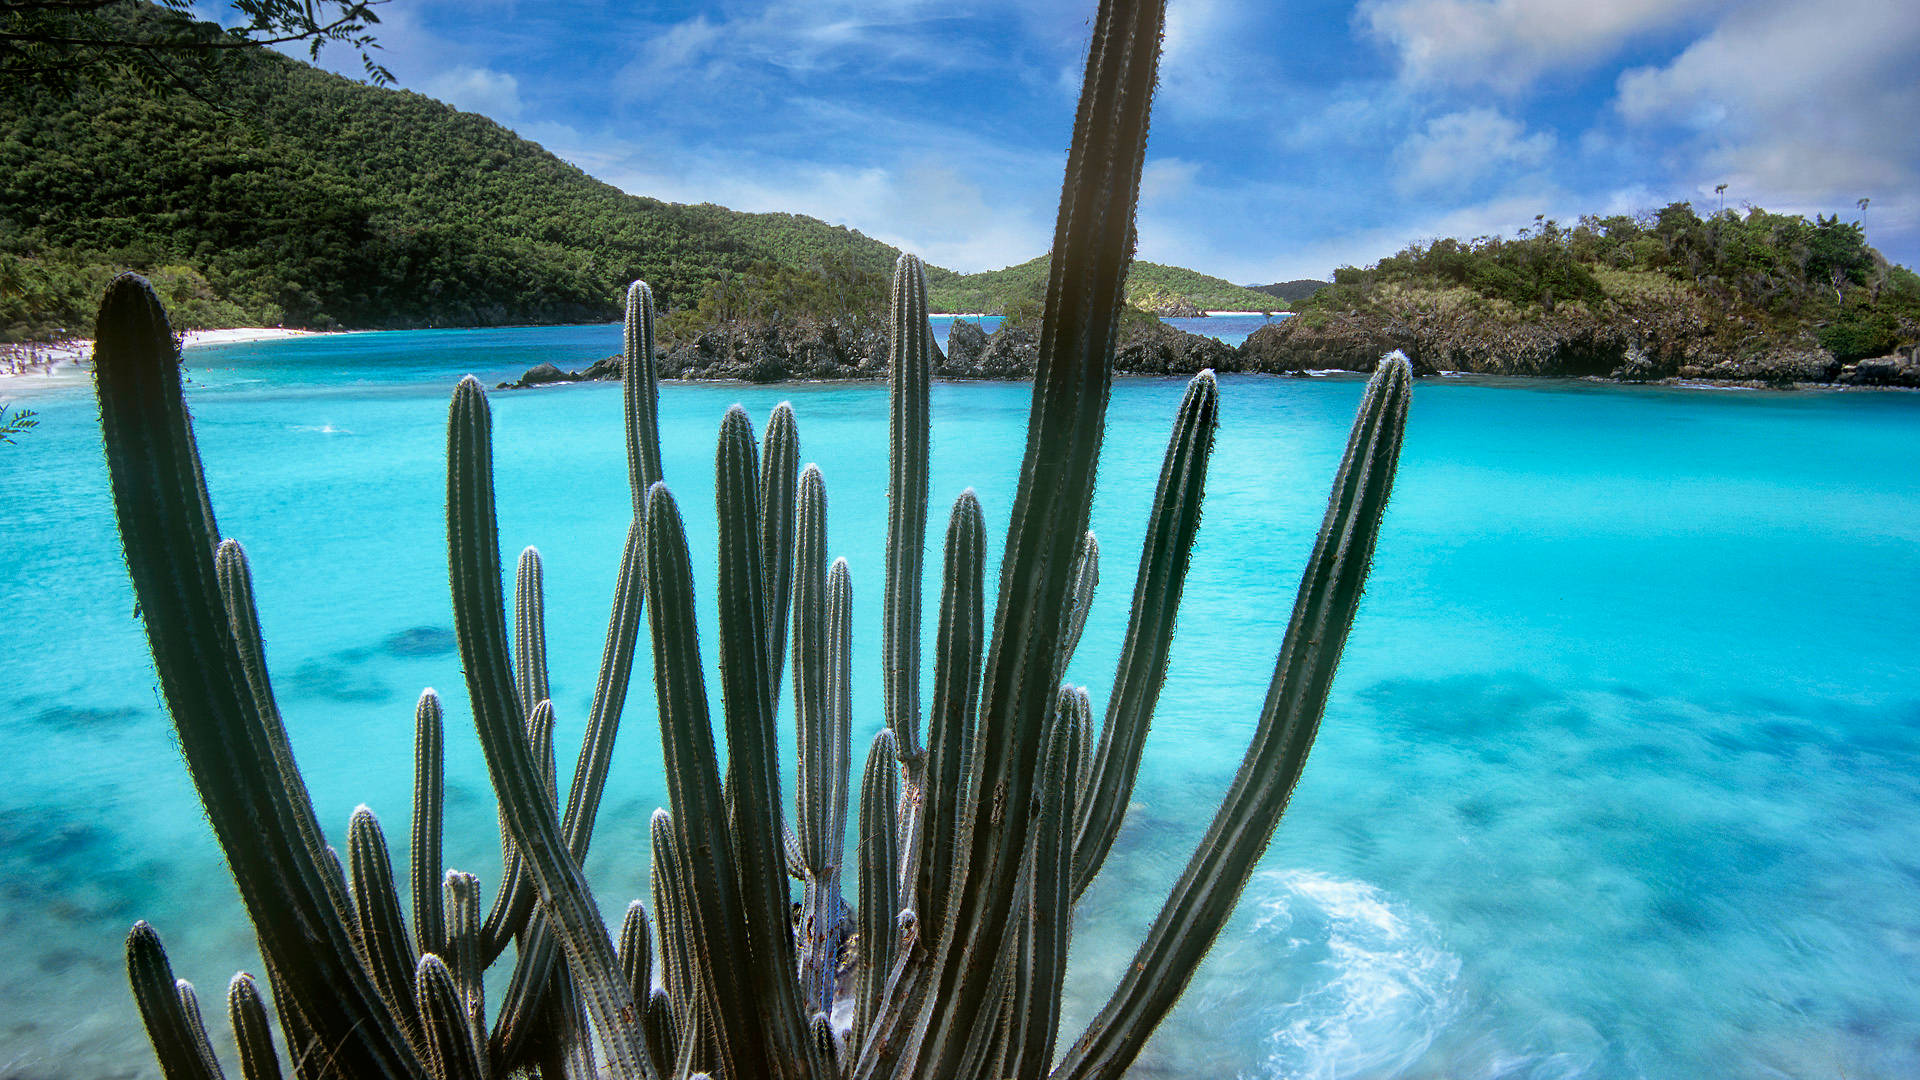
<box><xmin>1114</xmin><ymin>319</ymin><xmax>1238</xmax><ymax>374</ymax></box>
<box><xmin>496</xmin><ymin>355</ymin><xmax>623</xmax><ymax>389</ymax></box>
<box><xmin>941</xmin><ymin>319</ymin><xmax>1236</xmax><ymax>379</ymax></box>
<box><xmin>658</xmin><ymin>318</ymin><xmax>930</xmax><ymax>381</ymax></box>
<box><xmin>1836</xmin><ymin>344</ymin><xmax>1920</xmax><ymax>387</ymax></box>
<box><xmin>1233</xmin><ymin>303</ymin><xmax>1916</xmax><ymax>387</ymax></box>
<box><xmin>500</xmin><ymin>312</ymin><xmax>1917</xmax><ymax>390</ymax></box>
<box><xmin>943</xmin><ymin>318</ymin><xmax>990</xmax><ymax>371</ymax></box>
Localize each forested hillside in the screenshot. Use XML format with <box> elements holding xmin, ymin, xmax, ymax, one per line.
<box><xmin>927</xmin><ymin>255</ymin><xmax>1279</xmax><ymax>314</ymax></box>
<box><xmin>0</xmin><ymin>4</ymin><xmax>900</xmax><ymax>338</ymax></box>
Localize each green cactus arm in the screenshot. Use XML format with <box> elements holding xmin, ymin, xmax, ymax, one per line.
<box><xmin>444</xmin><ymin>870</ymin><xmax>485</xmax><ymax>1046</ymax></box>
<box><xmin>481</xmin><ymin>549</ymin><xmax>556</xmax><ymax>965</ymax></box>
<box><xmin>1066</xmin><ymin>687</ymin><xmax>1093</xmax><ymax>864</ymax></box>
<box><xmin>514</xmin><ymin>548</ymin><xmax>550</xmax><ymax>721</ymax></box>
<box><xmin>412</xmin><ymin>690</ymin><xmax>447</xmax><ymax>960</ymax></box>
<box><xmin>644</xmin><ymin>479</ymin><xmax>771</xmax><ymax>1080</ymax></box>
<box><xmin>176</xmin><ymin>979</ymin><xmax>229</xmax><ymax>1080</ymax></box>
<box><xmin>1052</xmin><ymin>354</ymin><xmax>1413</xmax><ymax>1080</ymax></box>
<box><xmin>848</xmin><ymin>489</ymin><xmax>989</xmax><ymax>1080</ymax></box>
<box><xmin>558</xmin><ymin>514</ymin><xmax>648</xmax><ymax>856</ymax></box>
<box><xmin>1056</xmin><ymin>532</ymin><xmax>1099</xmax><ymax>682</ymax></box>
<box><xmin>713</xmin><ymin>406</ymin><xmax>814</xmax><ymax>1076</ymax></box>
<box><xmin>624</xmin><ymin>281</ymin><xmax>664</xmax><ymax>510</ymax></box>
<box><xmin>126</xmin><ymin>923</ymin><xmax>224</xmax><ymax>1080</ymax></box>
<box><xmin>792</xmin><ymin>464</ymin><xmax>832</xmax><ymax>869</ymax></box>
<box><xmin>883</xmin><ymin>253</ymin><xmax>933</xmax><ymax>770</ymax></box>
<box><xmin>648</xmin><ymin>809</ymin><xmax>696</xmax><ymax>1039</ymax></box>
<box><xmin>642</xmin><ymin>987</ymin><xmax>678</xmax><ymax>1080</ymax></box>
<box><xmin>348</xmin><ymin>807</ymin><xmax>425</xmax><ymax>1051</ymax></box>
<box><xmin>445</xmin><ymin>377</ymin><xmax>649</xmax><ymax>1079</ymax></box>
<box><xmin>915</xmin><ymin>2</ymin><xmax>1167</xmax><ymax>1072</ymax></box>
<box><xmin>799</xmin><ymin>545</ymin><xmax>855</xmax><ymax>1014</ymax></box>
<box><xmin>96</xmin><ymin>275</ymin><xmax>420</xmax><ymax>1080</ymax></box>
<box><xmin>855</xmin><ymin>727</ymin><xmax>902</xmax><ymax>1041</ymax></box>
<box><xmin>415</xmin><ymin>954</ymin><xmax>486</xmax><ymax>1080</ymax></box>
<box><xmin>1071</xmin><ymin>370</ymin><xmax>1218</xmax><ymax>896</ymax></box>
<box><xmin>617</xmin><ymin>900</ymin><xmax>653</xmax><ymax>1007</ymax></box>
<box><xmin>487</xmin><ymin>514</ymin><xmax>649</xmax><ymax>1066</ymax></box>
<box><xmin>214</xmin><ymin>539</ymin><xmax>359</xmax><ymax>935</ymax></box>
<box><xmin>911</xmin><ymin>489</ymin><xmax>987</xmax><ymax>944</ymax></box>
<box><xmin>760</xmin><ymin>403</ymin><xmax>800</xmax><ymax>694</ymax></box>
<box><xmin>226</xmin><ymin>974</ymin><xmax>284</xmax><ymax>1080</ymax></box>
<box><xmin>1011</xmin><ymin>689</ymin><xmax>1083</xmax><ymax>1080</ymax></box>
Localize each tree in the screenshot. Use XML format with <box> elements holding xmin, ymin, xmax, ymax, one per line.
<box><xmin>1</xmin><ymin>0</ymin><xmax>391</xmax><ymax>99</ymax></box>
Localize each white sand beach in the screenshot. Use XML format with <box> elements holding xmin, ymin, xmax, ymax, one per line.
<box><xmin>1</xmin><ymin>326</ymin><xmax>330</xmax><ymax>383</ymax></box>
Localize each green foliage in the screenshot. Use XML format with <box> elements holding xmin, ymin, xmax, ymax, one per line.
<box><xmin>1301</xmin><ymin>202</ymin><xmax>1919</xmax><ymax>357</ymax></box>
<box><xmin>2</xmin><ymin>0</ymin><xmax>391</xmax><ymax>100</ymax></box>
<box><xmin>660</xmin><ymin>257</ymin><xmax>889</xmax><ymax>343</ymax></box>
<box><xmin>1</xmin><ymin>12</ymin><xmax>903</xmax><ymax>339</ymax></box>
<box><xmin>927</xmin><ymin>253</ymin><xmax>1276</xmax><ymax>314</ymax></box>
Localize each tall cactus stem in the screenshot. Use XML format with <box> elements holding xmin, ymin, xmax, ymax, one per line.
<box><xmin>1073</xmin><ymin>369</ymin><xmax>1219</xmax><ymax>896</ymax></box>
<box><xmin>348</xmin><ymin>806</ymin><xmax>425</xmax><ymax>1052</ymax></box>
<box><xmin>227</xmin><ymin>974</ymin><xmax>284</xmax><ymax>1080</ymax></box>
<box><xmin>856</xmin><ymin>727</ymin><xmax>902</xmax><ymax>1040</ymax></box>
<box><xmin>446</xmin><ymin>377</ymin><xmax>648</xmax><ymax>1079</ymax></box>
<box><xmin>624</xmin><ymin>281</ymin><xmax>664</xmax><ymax>510</ymax></box>
<box><xmin>412</xmin><ymin>689</ymin><xmax>447</xmax><ymax>959</ymax></box>
<box><xmin>96</xmin><ymin>274</ymin><xmax>418</xmax><ymax>1079</ymax></box>
<box><xmin>916</xmin><ymin>1</ymin><xmax>1169</xmax><ymax>1070</ymax></box>
<box><xmin>126</xmin><ymin>922</ymin><xmax>224</xmax><ymax>1080</ymax></box>
<box><xmin>1055</xmin><ymin>353</ymin><xmax>1413</xmax><ymax>1080</ymax></box>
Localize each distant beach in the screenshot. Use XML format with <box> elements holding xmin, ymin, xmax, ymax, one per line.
<box><xmin>1</xmin><ymin>327</ymin><xmax>332</xmax><ymax>383</ymax></box>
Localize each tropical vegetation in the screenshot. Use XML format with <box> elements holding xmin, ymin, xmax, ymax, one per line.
<box><xmin>1303</xmin><ymin>205</ymin><xmax>1920</xmax><ymax>363</ymax></box>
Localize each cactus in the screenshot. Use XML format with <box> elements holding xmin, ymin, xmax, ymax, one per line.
<box><xmin>100</xmin><ymin>2</ymin><xmax>1415</xmax><ymax>1078</ymax></box>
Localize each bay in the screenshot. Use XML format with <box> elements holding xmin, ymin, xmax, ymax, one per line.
<box><xmin>3</xmin><ymin>324</ymin><xmax>1917</xmax><ymax>1079</ymax></box>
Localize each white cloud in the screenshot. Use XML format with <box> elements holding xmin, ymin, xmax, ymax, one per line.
<box><xmin>422</xmin><ymin>65</ymin><xmax>523</xmax><ymax>119</ymax></box>
<box><xmin>1360</xmin><ymin>0</ymin><xmax>1726</xmax><ymax>91</ymax></box>
<box><xmin>532</xmin><ymin>121</ymin><xmax>1058</xmax><ymax>273</ymax></box>
<box><xmin>1613</xmin><ymin>0</ymin><xmax>1920</xmax><ymax>238</ymax></box>
<box><xmin>1395</xmin><ymin>108</ymin><xmax>1554</xmax><ymax>191</ymax></box>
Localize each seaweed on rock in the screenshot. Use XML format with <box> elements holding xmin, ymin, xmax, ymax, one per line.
<box><xmin>93</xmin><ymin>2</ymin><xmax>1413</xmax><ymax>1078</ymax></box>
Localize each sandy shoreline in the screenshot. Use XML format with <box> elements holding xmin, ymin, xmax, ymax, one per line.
<box><xmin>0</xmin><ymin>326</ymin><xmax>331</xmax><ymax>382</ymax></box>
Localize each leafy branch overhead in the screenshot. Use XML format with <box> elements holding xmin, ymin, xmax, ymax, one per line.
<box><xmin>1</xmin><ymin>0</ymin><xmax>391</xmax><ymax>99</ymax></box>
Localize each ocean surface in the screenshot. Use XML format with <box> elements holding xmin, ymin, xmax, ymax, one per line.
<box><xmin>3</xmin><ymin>321</ymin><xmax>1918</xmax><ymax>1080</ymax></box>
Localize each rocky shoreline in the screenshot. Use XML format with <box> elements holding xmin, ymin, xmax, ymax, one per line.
<box><xmin>501</xmin><ymin>313</ymin><xmax>1920</xmax><ymax>390</ymax></box>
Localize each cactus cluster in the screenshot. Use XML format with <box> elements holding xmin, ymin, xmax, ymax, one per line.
<box><xmin>93</xmin><ymin>1</ymin><xmax>1414</xmax><ymax>1078</ymax></box>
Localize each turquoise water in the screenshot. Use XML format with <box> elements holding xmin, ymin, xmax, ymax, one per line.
<box><xmin>2</xmin><ymin>328</ymin><xmax>1918</xmax><ymax>1079</ymax></box>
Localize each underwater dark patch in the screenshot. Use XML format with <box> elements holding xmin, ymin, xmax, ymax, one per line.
<box><xmin>284</xmin><ymin>658</ymin><xmax>393</xmax><ymax>703</ymax></box>
<box><xmin>31</xmin><ymin>704</ymin><xmax>144</xmax><ymax>729</ymax></box>
<box><xmin>382</xmin><ymin>625</ymin><xmax>457</xmax><ymax>657</ymax></box>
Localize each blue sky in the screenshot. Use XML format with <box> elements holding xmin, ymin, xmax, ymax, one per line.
<box><xmin>251</xmin><ymin>0</ymin><xmax>1920</xmax><ymax>282</ymax></box>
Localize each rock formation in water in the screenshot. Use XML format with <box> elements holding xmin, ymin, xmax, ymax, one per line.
<box><xmin>1238</xmin><ymin>309</ymin><xmax>1920</xmax><ymax>387</ymax></box>
<box><xmin>504</xmin><ymin>316</ymin><xmax>1920</xmax><ymax>390</ymax></box>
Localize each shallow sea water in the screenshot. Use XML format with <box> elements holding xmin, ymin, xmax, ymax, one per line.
<box><xmin>2</xmin><ymin>324</ymin><xmax>1918</xmax><ymax>1079</ymax></box>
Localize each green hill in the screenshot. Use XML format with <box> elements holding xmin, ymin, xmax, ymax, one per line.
<box><xmin>1293</xmin><ymin>205</ymin><xmax>1919</xmax><ymax>365</ymax></box>
<box><xmin>0</xmin><ymin>4</ymin><xmax>904</xmax><ymax>338</ymax></box>
<box><xmin>1247</xmin><ymin>279</ymin><xmax>1329</xmax><ymax>304</ymax></box>
<box><xmin>927</xmin><ymin>255</ymin><xmax>1281</xmax><ymax>315</ymax></box>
